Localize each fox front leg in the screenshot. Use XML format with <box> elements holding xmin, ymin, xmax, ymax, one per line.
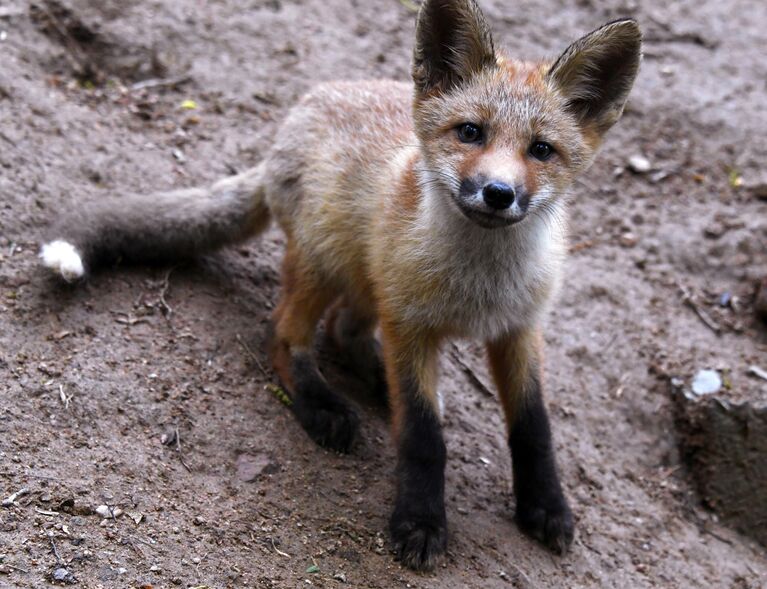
<box><xmin>487</xmin><ymin>329</ymin><xmax>574</xmax><ymax>554</ymax></box>
<box><xmin>381</xmin><ymin>323</ymin><xmax>447</xmax><ymax>571</ymax></box>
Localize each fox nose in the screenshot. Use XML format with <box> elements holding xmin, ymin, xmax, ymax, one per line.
<box><xmin>482</xmin><ymin>182</ymin><xmax>515</xmax><ymax>210</ymax></box>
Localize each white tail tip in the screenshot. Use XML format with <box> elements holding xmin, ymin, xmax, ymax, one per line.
<box><xmin>40</xmin><ymin>240</ymin><xmax>85</xmax><ymax>281</ymax></box>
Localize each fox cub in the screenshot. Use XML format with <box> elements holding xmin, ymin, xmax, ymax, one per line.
<box><xmin>41</xmin><ymin>0</ymin><xmax>641</xmax><ymax>571</ymax></box>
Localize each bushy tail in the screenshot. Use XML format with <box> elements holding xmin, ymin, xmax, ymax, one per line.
<box><xmin>40</xmin><ymin>164</ymin><xmax>270</xmax><ymax>281</ymax></box>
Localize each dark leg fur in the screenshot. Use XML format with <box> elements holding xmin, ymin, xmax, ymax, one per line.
<box><xmin>272</xmin><ymin>248</ymin><xmax>359</xmax><ymax>453</ymax></box>
<box><xmin>288</xmin><ymin>351</ymin><xmax>359</xmax><ymax>453</ymax></box>
<box><xmin>389</xmin><ymin>376</ymin><xmax>447</xmax><ymax>571</ymax></box>
<box><xmin>510</xmin><ymin>372</ymin><xmax>574</xmax><ymax>554</ymax></box>
<box><xmin>326</xmin><ymin>303</ymin><xmax>387</xmax><ymax>402</ymax></box>
<box><xmin>487</xmin><ymin>332</ymin><xmax>574</xmax><ymax>554</ymax></box>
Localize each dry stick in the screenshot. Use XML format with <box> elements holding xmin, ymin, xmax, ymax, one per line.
<box><xmin>158</xmin><ymin>267</ymin><xmax>176</xmax><ymax>318</ymax></box>
<box><xmin>0</xmin><ymin>131</ymin><xmax>17</xmax><ymax>147</ymax></box>
<box><xmin>2</xmin><ymin>487</ymin><xmax>29</xmax><ymax>507</ymax></box>
<box><xmin>270</xmin><ymin>537</ymin><xmax>290</xmax><ymax>558</ymax></box>
<box><xmin>450</xmin><ymin>344</ymin><xmax>494</xmax><ymax>398</ymax></box>
<box><xmin>174</xmin><ymin>427</ymin><xmax>192</xmax><ymax>473</ymax></box>
<box><xmin>130</xmin><ymin>75</ymin><xmax>192</xmax><ymax>92</ymax></box>
<box><xmin>49</xmin><ymin>535</ymin><xmax>63</xmax><ymax>565</ymax></box>
<box><xmin>677</xmin><ymin>283</ymin><xmax>721</xmax><ymax>334</ymax></box>
<box><xmin>236</xmin><ymin>333</ymin><xmax>269</xmax><ymax>379</ymax></box>
<box><xmin>58</xmin><ymin>384</ymin><xmax>73</xmax><ymax>410</ymax></box>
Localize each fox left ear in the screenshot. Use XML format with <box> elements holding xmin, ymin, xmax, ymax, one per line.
<box><xmin>548</xmin><ymin>19</ymin><xmax>642</xmax><ymax>134</ymax></box>
<box><xmin>412</xmin><ymin>0</ymin><xmax>497</xmax><ymax>97</ymax></box>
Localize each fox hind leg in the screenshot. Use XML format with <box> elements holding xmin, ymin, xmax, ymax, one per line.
<box><xmin>325</xmin><ymin>298</ymin><xmax>387</xmax><ymax>403</ymax></box>
<box><xmin>271</xmin><ymin>246</ymin><xmax>359</xmax><ymax>453</ymax></box>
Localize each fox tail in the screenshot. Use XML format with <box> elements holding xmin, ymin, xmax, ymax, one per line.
<box><xmin>40</xmin><ymin>164</ymin><xmax>270</xmax><ymax>281</ymax></box>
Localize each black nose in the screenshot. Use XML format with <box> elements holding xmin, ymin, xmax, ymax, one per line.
<box><xmin>482</xmin><ymin>182</ymin><xmax>515</xmax><ymax>210</ymax></box>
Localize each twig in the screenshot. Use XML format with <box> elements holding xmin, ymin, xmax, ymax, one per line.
<box><xmin>0</xmin><ymin>131</ymin><xmax>16</xmax><ymax>147</ymax></box>
<box><xmin>236</xmin><ymin>333</ymin><xmax>269</xmax><ymax>378</ymax></box>
<box><xmin>58</xmin><ymin>384</ymin><xmax>73</xmax><ymax>410</ymax></box>
<box><xmin>2</xmin><ymin>487</ymin><xmax>29</xmax><ymax>507</ymax></box>
<box><xmin>35</xmin><ymin>507</ymin><xmax>60</xmax><ymax>516</ymax></box>
<box><xmin>270</xmin><ymin>537</ymin><xmax>290</xmax><ymax>558</ymax></box>
<box><xmin>678</xmin><ymin>283</ymin><xmax>721</xmax><ymax>335</ymax></box>
<box><xmin>701</xmin><ymin>525</ymin><xmax>733</xmax><ymax>546</ymax></box>
<box><xmin>157</xmin><ymin>267</ymin><xmax>176</xmax><ymax>318</ymax></box>
<box><xmin>174</xmin><ymin>427</ymin><xmax>192</xmax><ymax>473</ymax></box>
<box><xmin>450</xmin><ymin>344</ymin><xmax>493</xmax><ymax>397</ymax></box>
<box><xmin>130</xmin><ymin>75</ymin><xmax>192</xmax><ymax>92</ymax></box>
<box><xmin>49</xmin><ymin>535</ymin><xmax>62</xmax><ymax>565</ymax></box>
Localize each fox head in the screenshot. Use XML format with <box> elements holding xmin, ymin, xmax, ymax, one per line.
<box><xmin>411</xmin><ymin>0</ymin><xmax>641</xmax><ymax>229</ymax></box>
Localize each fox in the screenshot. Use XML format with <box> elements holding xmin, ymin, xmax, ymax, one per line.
<box><xmin>39</xmin><ymin>0</ymin><xmax>641</xmax><ymax>572</ymax></box>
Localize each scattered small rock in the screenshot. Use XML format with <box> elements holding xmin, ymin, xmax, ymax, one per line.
<box><xmin>628</xmin><ymin>154</ymin><xmax>652</xmax><ymax>174</ymax></box>
<box><xmin>51</xmin><ymin>567</ymin><xmax>76</xmax><ymax>584</ymax></box>
<box><xmin>619</xmin><ymin>232</ymin><xmax>638</xmax><ymax>248</ymax></box>
<box><xmin>333</xmin><ymin>572</ymin><xmax>347</xmax><ymax>583</ymax></box>
<box><xmin>691</xmin><ymin>369</ymin><xmax>722</xmax><ymax>396</ymax></box>
<box><xmin>95</xmin><ymin>505</ymin><xmax>123</xmax><ymax>519</ymax></box>
<box><xmin>160</xmin><ymin>429</ymin><xmax>178</xmax><ymax>446</ymax></box>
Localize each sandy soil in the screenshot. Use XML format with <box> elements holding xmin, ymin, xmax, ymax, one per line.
<box><xmin>1</xmin><ymin>0</ymin><xmax>766</xmax><ymax>587</ymax></box>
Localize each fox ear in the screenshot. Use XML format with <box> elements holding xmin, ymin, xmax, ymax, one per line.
<box><xmin>548</xmin><ymin>19</ymin><xmax>642</xmax><ymax>134</ymax></box>
<box><xmin>412</xmin><ymin>0</ymin><xmax>496</xmax><ymax>97</ymax></box>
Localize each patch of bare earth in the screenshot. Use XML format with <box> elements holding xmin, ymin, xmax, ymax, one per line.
<box><xmin>0</xmin><ymin>0</ymin><xmax>765</xmax><ymax>587</ymax></box>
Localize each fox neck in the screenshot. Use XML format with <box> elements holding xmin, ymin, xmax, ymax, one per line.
<box><xmin>408</xmin><ymin>161</ymin><xmax>568</xmax><ymax>337</ymax></box>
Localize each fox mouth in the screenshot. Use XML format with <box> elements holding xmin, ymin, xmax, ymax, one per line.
<box><xmin>455</xmin><ymin>202</ymin><xmax>526</xmax><ymax>228</ymax></box>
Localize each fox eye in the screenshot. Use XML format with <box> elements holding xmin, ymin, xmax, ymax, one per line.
<box><xmin>529</xmin><ymin>141</ymin><xmax>554</xmax><ymax>161</ymax></box>
<box><xmin>456</xmin><ymin>123</ymin><xmax>482</xmax><ymax>144</ymax></box>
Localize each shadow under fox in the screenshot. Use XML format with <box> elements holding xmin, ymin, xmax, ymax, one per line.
<box><xmin>40</xmin><ymin>0</ymin><xmax>641</xmax><ymax>571</ymax></box>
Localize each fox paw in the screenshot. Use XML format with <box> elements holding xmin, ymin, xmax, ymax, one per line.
<box><xmin>292</xmin><ymin>395</ymin><xmax>359</xmax><ymax>453</ymax></box>
<box><xmin>390</xmin><ymin>514</ymin><xmax>447</xmax><ymax>571</ymax></box>
<box><xmin>515</xmin><ymin>497</ymin><xmax>574</xmax><ymax>555</ymax></box>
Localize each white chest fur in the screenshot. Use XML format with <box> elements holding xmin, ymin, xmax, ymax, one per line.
<box><xmin>399</xmin><ymin>188</ymin><xmax>566</xmax><ymax>341</ymax></box>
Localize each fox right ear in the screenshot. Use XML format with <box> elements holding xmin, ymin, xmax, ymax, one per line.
<box><xmin>412</xmin><ymin>0</ymin><xmax>496</xmax><ymax>97</ymax></box>
<box><xmin>547</xmin><ymin>19</ymin><xmax>642</xmax><ymax>135</ymax></box>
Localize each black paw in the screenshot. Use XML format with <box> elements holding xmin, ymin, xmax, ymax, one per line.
<box><xmin>515</xmin><ymin>497</ymin><xmax>574</xmax><ymax>555</ymax></box>
<box><xmin>390</xmin><ymin>513</ymin><xmax>447</xmax><ymax>571</ymax></box>
<box><xmin>292</xmin><ymin>395</ymin><xmax>359</xmax><ymax>453</ymax></box>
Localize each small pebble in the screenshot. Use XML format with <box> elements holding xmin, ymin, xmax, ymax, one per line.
<box><xmin>619</xmin><ymin>232</ymin><xmax>638</xmax><ymax>248</ymax></box>
<box><xmin>691</xmin><ymin>369</ymin><xmax>722</xmax><ymax>396</ymax></box>
<box><xmin>95</xmin><ymin>505</ymin><xmax>123</xmax><ymax>519</ymax></box>
<box><xmin>628</xmin><ymin>154</ymin><xmax>652</xmax><ymax>174</ymax></box>
<box><xmin>52</xmin><ymin>567</ymin><xmax>75</xmax><ymax>583</ymax></box>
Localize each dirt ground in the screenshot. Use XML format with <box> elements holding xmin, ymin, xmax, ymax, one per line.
<box><xmin>1</xmin><ymin>0</ymin><xmax>766</xmax><ymax>587</ymax></box>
